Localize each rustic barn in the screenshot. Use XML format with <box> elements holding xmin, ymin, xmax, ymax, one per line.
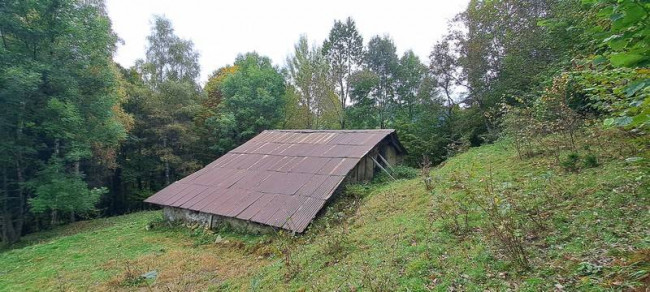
<box><xmin>144</xmin><ymin>129</ymin><xmax>405</xmax><ymax>233</ymax></box>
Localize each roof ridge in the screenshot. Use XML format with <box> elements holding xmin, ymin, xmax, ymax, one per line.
<box><xmin>268</xmin><ymin>129</ymin><xmax>395</xmax><ymax>133</ymax></box>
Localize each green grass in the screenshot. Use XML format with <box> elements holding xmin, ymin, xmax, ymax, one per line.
<box><xmin>1</xmin><ymin>131</ymin><xmax>648</xmax><ymax>291</ymax></box>
<box><xmin>0</xmin><ymin>212</ymin><xmax>272</xmax><ymax>291</ymax></box>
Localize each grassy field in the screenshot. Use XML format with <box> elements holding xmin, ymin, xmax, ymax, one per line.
<box><xmin>0</xmin><ymin>211</ymin><xmax>272</xmax><ymax>291</ymax></box>
<box><xmin>1</xmin><ymin>131</ymin><xmax>648</xmax><ymax>291</ymax></box>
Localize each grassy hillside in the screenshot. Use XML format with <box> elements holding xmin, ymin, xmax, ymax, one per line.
<box><xmin>1</xmin><ymin>130</ymin><xmax>648</xmax><ymax>291</ymax></box>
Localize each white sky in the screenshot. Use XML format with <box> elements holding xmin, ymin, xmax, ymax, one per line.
<box><xmin>106</xmin><ymin>0</ymin><xmax>468</xmax><ymax>84</ymax></box>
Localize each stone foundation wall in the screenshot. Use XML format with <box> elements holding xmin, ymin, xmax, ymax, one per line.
<box><xmin>163</xmin><ymin>206</ymin><xmax>211</xmax><ymax>226</ymax></box>
<box><xmin>162</xmin><ymin>206</ymin><xmax>274</xmax><ymax>234</ymax></box>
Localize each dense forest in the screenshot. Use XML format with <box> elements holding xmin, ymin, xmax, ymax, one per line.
<box><xmin>0</xmin><ymin>0</ymin><xmax>648</xmax><ymax>245</ymax></box>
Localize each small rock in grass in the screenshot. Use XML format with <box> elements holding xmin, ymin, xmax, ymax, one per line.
<box><xmin>141</xmin><ymin>270</ymin><xmax>157</xmax><ymax>280</ymax></box>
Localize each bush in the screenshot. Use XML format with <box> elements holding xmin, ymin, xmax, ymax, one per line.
<box><xmin>560</xmin><ymin>153</ymin><xmax>581</xmax><ymax>172</ymax></box>
<box><xmin>420</xmin><ymin>155</ymin><xmax>434</xmax><ymax>191</ymax></box>
<box><xmin>435</xmin><ymin>171</ymin><xmax>532</xmax><ymax>269</ymax></box>
<box><xmin>373</xmin><ymin>165</ymin><xmax>419</xmax><ymax>184</ymax></box>
<box><xmin>345</xmin><ymin>184</ymin><xmax>372</xmax><ymax>200</ymax></box>
<box><xmin>583</xmin><ymin>153</ymin><xmax>599</xmax><ymax>168</ymax></box>
<box><xmin>432</xmin><ymin>172</ymin><xmax>473</xmax><ymax>236</ymax></box>
<box><xmin>391</xmin><ymin>165</ymin><xmax>418</xmax><ymax>180</ymax></box>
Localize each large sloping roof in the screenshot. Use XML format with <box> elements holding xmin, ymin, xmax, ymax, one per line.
<box><xmin>144</xmin><ymin>129</ymin><xmax>401</xmax><ymax>232</ymax></box>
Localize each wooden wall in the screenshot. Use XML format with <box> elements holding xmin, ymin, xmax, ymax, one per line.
<box><xmin>346</xmin><ymin>140</ymin><xmax>403</xmax><ymax>183</ymax></box>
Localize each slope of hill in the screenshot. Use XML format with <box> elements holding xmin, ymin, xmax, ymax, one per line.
<box><xmin>1</xmin><ymin>131</ymin><xmax>648</xmax><ymax>291</ymax></box>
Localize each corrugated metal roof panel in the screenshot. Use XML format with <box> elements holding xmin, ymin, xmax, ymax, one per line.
<box><xmin>266</xmin><ymin>156</ymin><xmax>296</xmax><ymax>172</ymax></box>
<box><xmin>145</xmin><ymin>129</ymin><xmax>400</xmax><ymax>233</ymax></box>
<box><xmin>307</xmin><ymin>144</ymin><xmax>337</xmax><ymax>158</ymax></box>
<box><xmin>144</xmin><ymin>182</ymin><xmax>192</xmax><ymax>205</ymax></box>
<box><xmin>224</xmin><ymin>190</ymin><xmax>264</xmax><ymax>217</ymax></box>
<box><xmin>330</xmin><ymin>158</ymin><xmax>361</xmax><ymax>176</ymax></box>
<box><xmin>283</xmin><ymin>197</ymin><xmax>327</xmax><ymax>232</ymax></box>
<box><xmin>209</xmin><ymin>153</ymin><xmax>238</xmax><ymax>168</ymax></box>
<box><xmin>214</xmin><ymin>169</ymin><xmax>246</xmax><ymax>188</ymax></box>
<box><xmin>230</xmin><ymin>141</ymin><xmax>262</xmax><ymax>154</ymax></box>
<box><xmin>166</xmin><ymin>185</ymin><xmax>209</xmax><ymax>207</ymax></box>
<box><xmin>190</xmin><ymin>188</ymin><xmax>228</xmax><ymax>212</ymax></box>
<box><xmin>276</xmin><ymin>156</ymin><xmax>303</xmax><ymax>173</ymax></box>
<box><xmin>255</xmin><ymin>172</ymin><xmax>312</xmax><ymax>195</ymax></box>
<box><xmin>322</xmin><ymin>145</ymin><xmax>370</xmax><ymax>158</ymax></box>
<box><xmin>193</xmin><ymin>168</ymin><xmax>232</xmax><ymax>186</ymax></box>
<box><xmin>209</xmin><ymin>188</ymin><xmax>254</xmax><ymax>215</ymax></box>
<box><xmin>310</xmin><ymin>175</ymin><xmax>346</xmax><ymax>200</ymax></box>
<box><xmin>295</xmin><ymin>174</ymin><xmax>329</xmax><ymax>197</ymax></box>
<box><xmin>250</xmin><ymin>194</ymin><xmax>286</xmax><ymax>224</ymax></box>
<box><xmin>180</xmin><ymin>187</ymin><xmax>223</xmax><ymax>210</ymax></box>
<box><xmin>317</xmin><ymin>158</ymin><xmax>360</xmax><ymax>175</ymax></box>
<box><xmin>291</xmin><ymin>157</ymin><xmax>331</xmax><ymax>174</ymax></box>
<box><xmin>250</xmin><ymin>155</ymin><xmax>283</xmax><ymax>171</ymax></box>
<box><xmin>231</xmin><ymin>170</ymin><xmax>273</xmax><ymax>190</ymax></box>
<box><xmin>235</xmin><ymin>193</ymin><xmax>275</xmax><ymax>220</ymax></box>
<box><xmin>201</xmin><ymin>188</ymin><xmax>242</xmax><ymax>215</ymax></box>
<box><xmin>265</xmin><ymin>195</ymin><xmax>309</xmax><ymax>228</ymax></box>
<box><xmin>234</xmin><ymin>154</ymin><xmax>265</xmax><ymax>170</ymax></box>
<box><xmin>250</xmin><ymin>142</ymin><xmax>282</xmax><ymax>155</ymax></box>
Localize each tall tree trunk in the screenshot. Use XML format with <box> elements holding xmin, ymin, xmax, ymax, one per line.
<box><xmin>12</xmin><ymin>106</ymin><xmax>26</xmax><ymax>243</ymax></box>
<box><xmin>70</xmin><ymin>160</ymin><xmax>80</xmax><ymax>223</ymax></box>
<box><xmin>339</xmin><ymin>78</ymin><xmax>346</xmax><ymax>129</ymax></box>
<box><xmin>163</xmin><ymin>137</ymin><xmax>170</xmax><ymax>186</ymax></box>
<box><xmin>15</xmin><ymin>160</ymin><xmax>24</xmax><ymax>241</ymax></box>
<box><xmin>1</xmin><ymin>168</ymin><xmax>17</xmax><ymax>244</ymax></box>
<box><xmin>51</xmin><ymin>210</ymin><xmax>57</xmax><ymax>226</ymax></box>
<box><xmin>0</xmin><ymin>28</ymin><xmax>7</xmax><ymax>50</ymax></box>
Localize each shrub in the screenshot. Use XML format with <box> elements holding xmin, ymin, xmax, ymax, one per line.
<box><xmin>345</xmin><ymin>184</ymin><xmax>371</xmax><ymax>200</ymax></box>
<box><xmin>391</xmin><ymin>165</ymin><xmax>418</xmax><ymax>180</ymax></box>
<box><xmin>471</xmin><ymin>175</ymin><xmax>531</xmax><ymax>269</ymax></box>
<box><xmin>420</xmin><ymin>155</ymin><xmax>434</xmax><ymax>191</ymax></box>
<box><xmin>322</xmin><ymin>224</ymin><xmax>349</xmax><ymax>257</ymax></box>
<box><xmin>438</xmin><ymin>171</ymin><xmax>532</xmax><ymax>269</ymax></box>
<box><xmin>433</xmin><ymin>172</ymin><xmax>473</xmax><ymax>236</ymax></box>
<box><xmin>273</xmin><ymin>231</ymin><xmax>300</xmax><ymax>282</ymax></box>
<box><xmin>373</xmin><ymin>164</ymin><xmax>418</xmax><ymax>184</ymax></box>
<box><xmin>584</xmin><ymin>153</ymin><xmax>599</xmax><ymax>168</ymax></box>
<box><xmin>560</xmin><ymin>153</ymin><xmax>581</xmax><ymax>172</ymax></box>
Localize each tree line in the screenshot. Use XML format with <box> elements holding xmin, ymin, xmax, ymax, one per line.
<box><xmin>1</xmin><ymin>0</ymin><xmax>647</xmax><ymax>244</ymax></box>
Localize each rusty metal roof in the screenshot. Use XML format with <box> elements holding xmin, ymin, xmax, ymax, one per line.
<box><xmin>144</xmin><ymin>129</ymin><xmax>399</xmax><ymax>233</ymax></box>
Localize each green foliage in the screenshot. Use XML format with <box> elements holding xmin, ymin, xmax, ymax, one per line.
<box><xmin>205</xmin><ymin>53</ymin><xmax>286</xmax><ymax>154</ymax></box>
<box><xmin>347</xmin><ymin>69</ymin><xmax>380</xmax><ymax>129</ymax></box>
<box><xmin>561</xmin><ymin>152</ymin><xmax>582</xmax><ymax>172</ymax></box>
<box><xmin>396</xmin><ymin>51</ymin><xmax>428</xmax><ymax>119</ymax></box>
<box><xmin>373</xmin><ymin>165</ymin><xmax>419</xmax><ymax>183</ymax></box>
<box><xmin>586</xmin><ymin>0</ymin><xmax>649</xmax><ymax>68</ymax></box>
<box><xmin>28</xmin><ymin>159</ymin><xmax>106</xmax><ymax>218</ymax></box>
<box><xmin>419</xmin><ymin>155</ymin><xmax>434</xmax><ymax>191</ymax></box>
<box><xmin>365</xmin><ymin>35</ymin><xmax>400</xmax><ymax>129</ymax></box>
<box><xmin>323</xmin><ymin>17</ymin><xmax>365</xmax><ymax>129</ymax></box>
<box><xmin>432</xmin><ymin>172</ymin><xmax>474</xmax><ymax>236</ymax></box>
<box><xmin>285</xmin><ymin>36</ymin><xmax>340</xmax><ymax>129</ymax></box>
<box><xmin>344</xmin><ymin>184</ymin><xmax>373</xmax><ymax>200</ymax></box>
<box><xmin>139</xmin><ymin>16</ymin><xmax>200</xmax><ymax>87</ymax></box>
<box><xmin>541</xmin><ymin>0</ymin><xmax>650</xmax><ymax>130</ymax></box>
<box><xmin>0</xmin><ymin>0</ymin><xmax>126</xmax><ymax>242</ymax></box>
<box><xmin>390</xmin><ymin>165</ymin><xmax>419</xmax><ymax>180</ymax></box>
<box><xmin>584</xmin><ymin>153</ymin><xmax>599</xmax><ymax>168</ymax></box>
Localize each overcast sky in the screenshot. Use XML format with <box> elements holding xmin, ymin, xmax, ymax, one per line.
<box><xmin>106</xmin><ymin>0</ymin><xmax>469</xmax><ymax>83</ymax></box>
